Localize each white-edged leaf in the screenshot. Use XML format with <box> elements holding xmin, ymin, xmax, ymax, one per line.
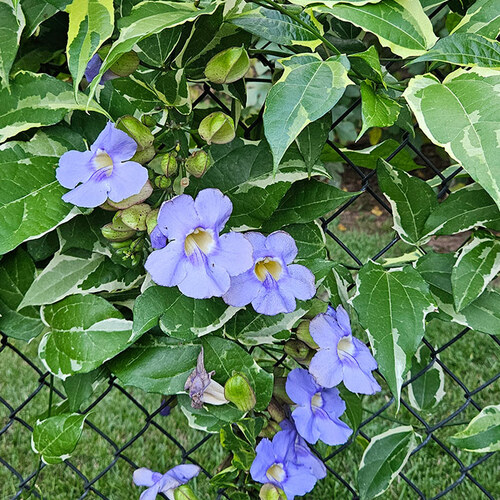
<box><xmin>358</xmin><ymin>426</ymin><xmax>417</xmax><ymax>500</ymax></box>
<box><xmin>404</xmin><ymin>68</ymin><xmax>500</xmax><ymax>210</ymax></box>
<box><xmin>451</xmin><ymin>0</ymin><xmax>500</xmax><ymax>39</ymax></box>
<box><xmin>20</xmin><ymin>0</ymin><xmax>69</xmax><ymax>36</ymax></box>
<box><xmin>351</xmin><ymin>261</ymin><xmax>436</xmax><ymax>405</ymax></box>
<box><xmin>0</xmin><ymin>0</ymin><xmax>25</xmax><ymax>87</ymax></box>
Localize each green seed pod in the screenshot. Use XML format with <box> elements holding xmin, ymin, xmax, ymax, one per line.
<box><xmin>161</xmin><ymin>153</ymin><xmax>178</xmax><ymax>177</ymax></box>
<box><xmin>205</xmin><ymin>46</ymin><xmax>250</xmax><ymax>84</ymax></box>
<box><xmin>131</xmin><ymin>145</ymin><xmax>156</xmax><ymax>164</ymax></box>
<box><xmin>97</xmin><ymin>45</ymin><xmax>139</xmax><ymax>77</ymax></box>
<box><xmin>224</xmin><ymin>372</ymin><xmax>256</xmax><ymax>412</ymax></box>
<box><xmin>101</xmin><ymin>223</ymin><xmax>136</xmax><ymax>242</ymax></box>
<box><xmin>120</xmin><ymin>203</ymin><xmax>151</xmax><ymax>231</ymax></box>
<box><xmin>198</xmin><ymin>112</ymin><xmax>235</xmax><ymax>145</ymax></box>
<box><xmin>284</xmin><ymin>339</ymin><xmax>313</xmax><ymax>364</ymax></box>
<box><xmin>141</xmin><ymin>114</ymin><xmax>157</xmax><ymax>128</ymax></box>
<box><xmin>260</xmin><ymin>483</ymin><xmax>287</xmax><ymax>500</ymax></box>
<box><xmin>154</xmin><ymin>175</ymin><xmax>172</xmax><ymax>189</ymax></box>
<box><xmin>173</xmin><ymin>484</ymin><xmax>199</xmax><ymax>500</ymax></box>
<box><xmin>107</xmin><ymin>181</ymin><xmax>153</xmax><ymax>209</ymax></box>
<box><xmin>110</xmin><ymin>240</ymin><xmax>132</xmax><ymax>249</ymax></box>
<box><xmin>185</xmin><ymin>150</ymin><xmax>210</xmax><ymax>178</ymax></box>
<box><xmin>116</xmin><ymin>115</ymin><xmax>154</xmax><ymax>151</ymax></box>
<box><xmin>146</xmin><ymin>209</ymin><xmax>159</xmax><ymax>235</ymax></box>
<box><xmin>296</xmin><ymin>320</ymin><xmax>318</xmax><ymax>349</ymax></box>
<box><xmin>111</xmin><ymin>212</ymin><xmax>136</xmax><ymax>232</ymax></box>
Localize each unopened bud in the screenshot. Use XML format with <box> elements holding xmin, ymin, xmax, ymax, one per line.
<box><xmin>224</xmin><ymin>372</ymin><xmax>256</xmax><ymax>412</ymax></box>
<box><xmin>260</xmin><ymin>483</ymin><xmax>287</xmax><ymax>500</ymax></box>
<box><xmin>267</xmin><ymin>398</ymin><xmax>286</xmax><ymax>423</ymax></box>
<box><xmin>141</xmin><ymin>115</ymin><xmax>157</xmax><ymax>128</ymax></box>
<box><xmin>110</xmin><ymin>240</ymin><xmax>132</xmax><ymax>249</ymax></box>
<box><xmin>112</xmin><ymin>212</ymin><xmax>134</xmax><ymax>232</ymax></box>
<box><xmin>131</xmin><ymin>145</ymin><xmax>155</xmax><ymax>164</ymax></box>
<box><xmin>101</xmin><ymin>223</ymin><xmax>136</xmax><ymax>242</ymax></box>
<box><xmin>98</xmin><ymin>45</ymin><xmax>139</xmax><ymax>77</ymax></box>
<box><xmin>154</xmin><ymin>175</ymin><xmax>171</xmax><ymax>189</ymax></box>
<box><xmin>273</xmin><ymin>377</ymin><xmax>293</xmax><ymax>405</ymax></box>
<box><xmin>198</xmin><ymin>112</ymin><xmax>235</xmax><ymax>145</ymax></box>
<box><xmin>120</xmin><ymin>203</ymin><xmax>151</xmax><ymax>231</ymax></box>
<box><xmin>284</xmin><ymin>339</ymin><xmax>313</xmax><ymax>364</ymax></box>
<box><xmin>205</xmin><ymin>46</ymin><xmax>250</xmax><ymax>84</ymax></box>
<box><xmin>99</xmin><ymin>200</ymin><xmax>119</xmax><ymax>211</ymax></box>
<box><xmin>107</xmin><ymin>181</ymin><xmax>153</xmax><ymax>209</ymax></box>
<box><xmin>146</xmin><ymin>209</ymin><xmax>159</xmax><ymax>235</ymax></box>
<box><xmin>116</xmin><ymin>115</ymin><xmax>154</xmax><ymax>151</ymax></box>
<box><xmin>174</xmin><ymin>484</ymin><xmax>199</xmax><ymax>500</ymax></box>
<box><xmin>185</xmin><ymin>150</ymin><xmax>210</xmax><ymax>178</ymax></box>
<box><xmin>259</xmin><ymin>420</ymin><xmax>282</xmax><ymax>439</ymax></box>
<box><xmin>161</xmin><ymin>153</ymin><xmax>178</xmax><ymax>177</ymax></box>
<box><xmin>296</xmin><ymin>320</ymin><xmax>318</xmax><ymax>349</ymax></box>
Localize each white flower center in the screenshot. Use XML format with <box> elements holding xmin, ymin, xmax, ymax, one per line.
<box><xmin>266</xmin><ymin>463</ymin><xmax>286</xmax><ymax>482</ymax></box>
<box><xmin>311</xmin><ymin>392</ymin><xmax>323</xmax><ymax>408</ymax></box>
<box><xmin>184</xmin><ymin>227</ymin><xmax>214</xmax><ymax>256</ymax></box>
<box><xmin>254</xmin><ymin>257</ymin><xmax>282</xmax><ymax>282</ymax></box>
<box><xmin>337</xmin><ymin>336</ymin><xmax>355</xmax><ymax>359</ymax></box>
<box><xmin>94</xmin><ymin>149</ymin><xmax>114</xmax><ymax>176</ymax></box>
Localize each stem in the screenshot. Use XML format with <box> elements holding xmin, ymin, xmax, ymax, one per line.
<box><xmin>253</xmin><ymin>0</ymin><xmax>341</xmax><ymax>56</ymax></box>
<box><xmin>248</xmin><ymin>48</ymin><xmax>292</xmax><ymax>58</ymax></box>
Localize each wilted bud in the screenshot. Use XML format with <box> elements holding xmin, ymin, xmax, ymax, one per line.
<box><xmin>260</xmin><ymin>483</ymin><xmax>287</xmax><ymax>500</ymax></box>
<box><xmin>284</xmin><ymin>339</ymin><xmax>313</xmax><ymax>364</ymax></box>
<box><xmin>259</xmin><ymin>420</ymin><xmax>282</xmax><ymax>439</ymax></box>
<box><xmin>161</xmin><ymin>153</ymin><xmax>178</xmax><ymax>177</ymax></box>
<box><xmin>267</xmin><ymin>398</ymin><xmax>286</xmax><ymax>423</ymax></box>
<box><xmin>119</xmin><ymin>203</ymin><xmax>151</xmax><ymax>231</ymax></box>
<box><xmin>185</xmin><ymin>150</ymin><xmax>210</xmax><ymax>178</ymax></box>
<box><xmin>146</xmin><ymin>209</ymin><xmax>159</xmax><ymax>235</ymax></box>
<box><xmin>101</xmin><ymin>223</ymin><xmax>135</xmax><ymax>242</ymax></box>
<box><xmin>296</xmin><ymin>320</ymin><xmax>318</xmax><ymax>349</ymax></box>
<box><xmin>154</xmin><ymin>175</ymin><xmax>172</xmax><ymax>189</ymax></box>
<box><xmin>107</xmin><ymin>180</ymin><xmax>153</xmax><ymax>209</ymax></box>
<box><xmin>116</xmin><ymin>115</ymin><xmax>154</xmax><ymax>151</ymax></box>
<box><xmin>205</xmin><ymin>46</ymin><xmax>250</xmax><ymax>84</ymax></box>
<box><xmin>98</xmin><ymin>45</ymin><xmax>139</xmax><ymax>77</ymax></box>
<box><xmin>224</xmin><ymin>372</ymin><xmax>256</xmax><ymax>412</ymax></box>
<box><xmin>198</xmin><ymin>112</ymin><xmax>235</xmax><ymax>145</ymax></box>
<box><xmin>174</xmin><ymin>485</ymin><xmax>199</xmax><ymax>500</ymax></box>
<box><xmin>273</xmin><ymin>377</ymin><xmax>294</xmax><ymax>405</ymax></box>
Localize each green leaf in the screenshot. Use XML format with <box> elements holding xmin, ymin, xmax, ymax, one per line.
<box><xmin>66</xmin><ymin>0</ymin><xmax>114</xmax><ymax>93</ymax></box>
<box><xmin>228</xmin><ymin>6</ymin><xmax>324</xmax><ymax>50</ymax></box>
<box><xmin>358</xmin><ymin>426</ymin><xmax>417</xmax><ymax>500</ymax></box>
<box><xmin>0</xmin><ymin>248</ymin><xmax>44</xmax><ymax>341</ymax></box>
<box><xmin>352</xmin><ymin>261</ymin><xmax>436</xmax><ymax>405</ymax></box>
<box><xmin>263</xmin><ymin>53</ymin><xmax>352</xmax><ymax>171</ymax></box>
<box><xmin>0</xmin><ymin>0</ymin><xmax>25</xmax><ymax>87</ymax></box>
<box><xmin>295</xmin><ymin>115</ymin><xmax>331</xmax><ymax>176</ymax></box>
<box><xmin>39</xmin><ymin>294</ymin><xmax>136</xmax><ymax>379</ymax></box>
<box><xmin>451</xmin><ymin>0</ymin><xmax>500</xmax><ymax>39</ymax></box>
<box><xmin>20</xmin><ymin>0</ymin><xmax>69</xmax><ymax>36</ymax></box>
<box><xmin>289</xmin><ymin>0</ymin><xmax>382</xmax><ymax>6</ymax></box>
<box><xmin>32</xmin><ymin>413</ymin><xmax>88</xmax><ymax>464</ymax></box>
<box><xmin>377</xmin><ymin>158</ymin><xmax>437</xmax><ymax>245</ymax></box>
<box><xmin>407</xmin><ymin>345</ymin><xmax>445</xmax><ymax>412</ymax></box>
<box><xmin>404</xmin><ymin>68</ymin><xmax>500</xmax><ymax>210</ymax></box>
<box><xmin>148</xmin><ymin>68</ymin><xmax>191</xmax><ymax>114</ymax></box>
<box><xmin>262</xmin><ymin>179</ymin><xmax>358</xmax><ymax>232</ymax></box>
<box><xmin>133</xmin><ymin>285</ymin><xmax>238</xmax><ymax>340</ymax></box>
<box><xmin>0</xmin><ymin>71</ymin><xmax>107</xmax><ymax>143</ymax></box>
<box><xmin>452</xmin><ymin>236</ymin><xmax>500</xmax><ymax>311</ymax></box>
<box><xmin>412</xmin><ymin>34</ymin><xmax>500</xmax><ymax>69</ymax></box>
<box><xmin>358</xmin><ymin>82</ymin><xmax>402</xmax><ymax>139</ymax></box>
<box><xmin>62</xmin><ymin>367</ymin><xmax>106</xmax><ymax>411</ymax></box>
<box><xmin>136</xmin><ymin>26</ymin><xmax>181</xmax><ymax>67</ymax></box>
<box><xmin>349</xmin><ymin>45</ymin><xmax>385</xmax><ymax>85</ymax></box>
<box><xmin>221</xmin><ymin>419</ymin><xmax>264</xmax><ymax>470</ymax></box>
<box><xmin>416</xmin><ymin>251</ymin><xmax>500</xmax><ymax>335</ymax></box>
<box><xmin>423</xmin><ymin>184</ymin><xmax>500</xmax><ymax>237</ymax></box>
<box><xmin>286</xmin><ymin>222</ymin><xmax>327</xmax><ymax>260</ymax></box>
<box><xmin>109</xmin><ymin>334</ymin><xmax>200</xmax><ymax>394</ymax></box>
<box><xmin>87</xmin><ymin>0</ymin><xmax>220</xmax><ymax>100</ymax></box>
<box><xmin>450</xmin><ymin>405</ymin><xmax>500</xmax><ymax>453</ymax></box>
<box><xmin>338</xmin><ymin>385</ymin><xmax>363</xmax><ymax>430</ymax></box>
<box><xmin>323</xmin><ymin>0</ymin><xmax>437</xmax><ymax>58</ymax></box>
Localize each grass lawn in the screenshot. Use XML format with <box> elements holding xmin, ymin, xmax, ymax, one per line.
<box><xmin>1</xmin><ymin>221</ymin><xmax>498</xmax><ymax>499</ymax></box>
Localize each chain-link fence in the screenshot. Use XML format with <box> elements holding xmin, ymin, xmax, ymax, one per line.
<box><xmin>1</xmin><ymin>2</ymin><xmax>499</xmax><ymax>499</ymax></box>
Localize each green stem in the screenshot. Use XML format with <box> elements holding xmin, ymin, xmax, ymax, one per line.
<box><xmin>253</xmin><ymin>0</ymin><xmax>341</xmax><ymax>56</ymax></box>
<box><xmin>248</xmin><ymin>48</ymin><xmax>292</xmax><ymax>58</ymax></box>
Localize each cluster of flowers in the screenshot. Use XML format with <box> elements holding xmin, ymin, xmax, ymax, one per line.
<box><xmin>251</xmin><ymin>305</ymin><xmax>381</xmax><ymax>498</ymax></box>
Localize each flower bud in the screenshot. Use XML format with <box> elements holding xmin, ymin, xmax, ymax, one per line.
<box><xmin>296</xmin><ymin>320</ymin><xmax>318</xmax><ymax>349</ymax></box>
<box><xmin>185</xmin><ymin>150</ymin><xmax>210</xmax><ymax>178</ymax></box>
<box><xmin>131</xmin><ymin>145</ymin><xmax>156</xmax><ymax>164</ymax></box>
<box><xmin>154</xmin><ymin>175</ymin><xmax>172</xmax><ymax>189</ymax></box>
<box><xmin>267</xmin><ymin>398</ymin><xmax>286</xmax><ymax>423</ymax></box>
<box><xmin>161</xmin><ymin>153</ymin><xmax>178</xmax><ymax>177</ymax></box>
<box><xmin>198</xmin><ymin>112</ymin><xmax>235</xmax><ymax>145</ymax></box>
<box><xmin>284</xmin><ymin>339</ymin><xmax>313</xmax><ymax>364</ymax></box>
<box><xmin>260</xmin><ymin>483</ymin><xmax>287</xmax><ymax>500</ymax></box>
<box><xmin>120</xmin><ymin>203</ymin><xmax>151</xmax><ymax>231</ymax></box>
<box><xmin>141</xmin><ymin>114</ymin><xmax>157</xmax><ymax>128</ymax></box>
<box><xmin>107</xmin><ymin>180</ymin><xmax>153</xmax><ymax>209</ymax></box>
<box><xmin>205</xmin><ymin>46</ymin><xmax>250</xmax><ymax>84</ymax></box>
<box><xmin>273</xmin><ymin>377</ymin><xmax>293</xmax><ymax>405</ymax></box>
<box><xmin>98</xmin><ymin>45</ymin><xmax>139</xmax><ymax>77</ymax></box>
<box><xmin>224</xmin><ymin>372</ymin><xmax>256</xmax><ymax>412</ymax></box>
<box><xmin>174</xmin><ymin>485</ymin><xmax>199</xmax><ymax>500</ymax></box>
<box><xmin>146</xmin><ymin>209</ymin><xmax>159</xmax><ymax>235</ymax></box>
<box><xmin>259</xmin><ymin>420</ymin><xmax>282</xmax><ymax>439</ymax></box>
<box><xmin>116</xmin><ymin>115</ymin><xmax>154</xmax><ymax>151</ymax></box>
<box><xmin>101</xmin><ymin>223</ymin><xmax>136</xmax><ymax>242</ymax></box>
<box><xmin>110</xmin><ymin>240</ymin><xmax>132</xmax><ymax>249</ymax></box>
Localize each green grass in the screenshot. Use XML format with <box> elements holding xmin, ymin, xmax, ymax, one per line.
<box><xmin>1</xmin><ymin>224</ymin><xmax>498</xmax><ymax>500</ymax></box>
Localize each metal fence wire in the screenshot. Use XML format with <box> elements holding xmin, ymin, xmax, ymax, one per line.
<box><xmin>1</xmin><ymin>2</ymin><xmax>499</xmax><ymax>499</ymax></box>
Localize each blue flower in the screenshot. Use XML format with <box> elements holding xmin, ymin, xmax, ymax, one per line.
<box><xmin>150</xmin><ymin>225</ymin><xmax>167</xmax><ymax>250</ymax></box>
<box><xmin>309</xmin><ymin>305</ymin><xmax>381</xmax><ymax>394</ymax></box>
<box><xmin>222</xmin><ymin>231</ymin><xmax>315</xmax><ymax>315</ymax></box>
<box><xmin>250</xmin><ymin>430</ymin><xmax>320</xmax><ymax>499</ymax></box>
<box><xmin>133</xmin><ymin>464</ymin><xmax>200</xmax><ymax>500</ymax></box>
<box><xmin>286</xmin><ymin>368</ymin><xmax>352</xmax><ymax>446</ymax></box>
<box><xmin>145</xmin><ymin>188</ymin><xmax>254</xmax><ymax>299</ymax></box>
<box><xmin>85</xmin><ymin>53</ymin><xmax>118</xmax><ymax>84</ymax></box>
<box><xmin>56</xmin><ymin>121</ymin><xmax>149</xmax><ymax>208</ymax></box>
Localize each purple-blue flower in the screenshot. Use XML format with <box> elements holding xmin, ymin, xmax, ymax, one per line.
<box><xmin>150</xmin><ymin>225</ymin><xmax>167</xmax><ymax>250</ymax></box>
<box><xmin>250</xmin><ymin>430</ymin><xmax>320</xmax><ymax>499</ymax></box>
<box><xmin>85</xmin><ymin>53</ymin><xmax>117</xmax><ymax>84</ymax></box>
<box><xmin>222</xmin><ymin>231</ymin><xmax>315</xmax><ymax>315</ymax></box>
<box><xmin>56</xmin><ymin>121</ymin><xmax>149</xmax><ymax>208</ymax></box>
<box><xmin>309</xmin><ymin>305</ymin><xmax>381</xmax><ymax>395</ymax></box>
<box><xmin>133</xmin><ymin>464</ymin><xmax>200</xmax><ymax>500</ymax></box>
<box><xmin>145</xmin><ymin>188</ymin><xmax>254</xmax><ymax>299</ymax></box>
<box><xmin>286</xmin><ymin>368</ymin><xmax>352</xmax><ymax>446</ymax></box>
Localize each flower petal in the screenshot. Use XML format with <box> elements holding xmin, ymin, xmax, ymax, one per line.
<box><xmin>286</xmin><ymin>368</ymin><xmax>319</xmax><ymax>405</ymax></box>
<box><xmin>178</xmin><ymin>257</ymin><xmax>230</xmax><ymax>298</ymax></box>
<box><xmin>309</xmin><ymin>313</ymin><xmax>342</xmax><ymax>349</ymax></box>
<box><xmin>56</xmin><ymin>150</ymin><xmax>95</xmax><ymax>188</ymax></box>
<box><xmin>282</xmin><ymin>462</ymin><xmax>319</xmax><ymax>498</ymax></box>
<box><xmin>352</xmin><ymin>337</ymin><xmax>378</xmax><ymax>371</ymax></box>
<box><xmin>309</xmin><ymin>350</ymin><xmax>343</xmax><ymax>389</ymax></box>
<box><xmin>85</xmin><ymin>54</ymin><xmax>102</xmax><ymax>83</ymax></box>
<box><xmin>107</xmin><ymin>161</ymin><xmax>149</xmax><ymax>203</ymax></box>
<box><xmin>251</xmin><ymin>279</ymin><xmax>296</xmax><ymax>315</ymax></box>
<box><xmin>139</xmin><ymin>483</ymin><xmax>161</xmax><ymax>500</ymax></box>
<box><xmin>280</xmin><ymin>264</ymin><xmax>315</xmax><ymax>300</ymax></box>
<box><xmin>335</xmin><ymin>305</ymin><xmax>352</xmax><ymax>335</ymax></box>
<box><xmin>250</xmin><ymin>438</ymin><xmax>274</xmax><ymax>483</ymax></box>
<box><xmin>314</xmin><ymin>411</ymin><xmax>352</xmax><ymax>446</ymax></box>
<box><xmin>157</xmin><ymin>194</ymin><xmax>199</xmax><ymax>241</ymax></box>
<box><xmin>150</xmin><ymin>226</ymin><xmax>167</xmax><ymax>250</ymax></box>
<box><xmin>320</xmin><ymin>387</ymin><xmax>346</xmax><ymax>418</ymax></box>
<box><xmin>222</xmin><ymin>270</ymin><xmax>261</xmax><ymax>307</ymax></box>
<box><xmin>133</xmin><ymin>468</ymin><xmax>160</xmax><ymax>487</ymax></box>
<box><xmin>342</xmin><ymin>357</ymin><xmax>381</xmax><ymax>395</ymax></box>
<box><xmin>194</xmin><ymin>188</ymin><xmax>232</xmax><ymax>233</ymax></box>
<box><xmin>91</xmin><ymin>121</ymin><xmax>137</xmax><ymax>162</ymax></box>
<box><xmin>294</xmin><ymin>442</ymin><xmax>326</xmax><ymax>479</ymax></box>
<box><xmin>61</xmin><ymin>175</ymin><xmax>109</xmax><ymax>208</ymax></box>
<box><xmin>209</xmin><ymin>232</ymin><xmax>253</xmax><ymax>276</ymax></box>
<box><xmin>292</xmin><ymin>405</ymin><xmax>319</xmax><ymax>444</ymax></box>
<box><xmin>265</xmin><ymin>231</ymin><xmax>298</xmax><ymax>264</ymax></box>
<box><xmin>145</xmin><ymin>241</ymin><xmax>187</xmax><ymax>287</ymax></box>
<box><xmin>162</xmin><ymin>464</ymin><xmax>200</xmax><ymax>488</ymax></box>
